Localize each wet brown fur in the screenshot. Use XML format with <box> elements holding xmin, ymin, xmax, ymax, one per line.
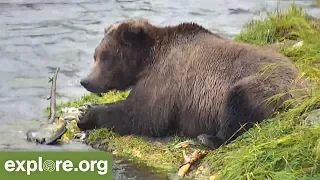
<box><xmin>78</xmin><ymin>19</ymin><xmax>307</xmax><ymax>146</ymax></box>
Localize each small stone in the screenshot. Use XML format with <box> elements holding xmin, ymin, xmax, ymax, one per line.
<box><xmin>305</xmin><ymin>109</ymin><xmax>320</xmax><ymax>126</ymax></box>
<box><xmin>73</xmin><ymin>132</ymin><xmax>82</xmax><ymax>139</ymax></box>
<box><xmin>61</xmin><ymin>134</ymin><xmax>70</xmax><ymax>141</ymax></box>
<box><xmin>114</xmin><ymin>159</ymin><xmax>123</xmax><ymax>164</ymax></box>
<box><xmin>292</xmin><ymin>41</ymin><xmax>303</xmax><ymax>48</ymax></box>
<box><xmin>198</xmin><ymin>166</ymin><xmax>204</xmax><ymax>171</ymax></box>
<box><xmin>210</xmin><ymin>172</ymin><xmax>221</xmax><ymax>180</ymax></box>
<box><xmin>57</xmin><ymin>117</ymin><xmax>65</xmax><ymax>124</ymax></box>
<box><xmin>70</xmin><ymin>119</ymin><xmax>78</xmax><ymax>124</ymax></box>
<box><xmin>63</xmin><ymin>115</ymin><xmax>78</xmax><ymax>121</ymax></box>
<box><xmin>80</xmin><ymin>132</ymin><xmax>87</xmax><ymax>140</ymax></box>
<box><xmin>132</xmin><ymin>150</ymin><xmax>142</xmax><ymax>158</ymax></box>
<box><xmin>92</xmin><ymin>143</ymin><xmax>101</xmax><ymax>149</ymax></box>
<box><xmin>61</xmin><ymin>107</ymin><xmax>78</xmax><ymax>113</ymax></box>
<box><xmin>174</xmin><ymin>140</ymin><xmax>197</xmax><ymax>149</ymax></box>
<box><xmin>112</xmin><ymin>150</ymin><xmax>118</xmax><ymax>155</ymax></box>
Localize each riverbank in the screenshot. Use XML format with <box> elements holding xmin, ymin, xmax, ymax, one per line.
<box><xmin>58</xmin><ymin>5</ymin><xmax>320</xmax><ymax>180</ymax></box>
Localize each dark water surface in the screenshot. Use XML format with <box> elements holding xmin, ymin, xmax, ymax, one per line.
<box><xmin>1</xmin><ymin>0</ymin><xmax>320</xmax><ymax>179</ymax></box>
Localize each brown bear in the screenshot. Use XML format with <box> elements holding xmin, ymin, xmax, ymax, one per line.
<box><xmin>78</xmin><ymin>19</ymin><xmax>306</xmax><ymax>148</ymax></box>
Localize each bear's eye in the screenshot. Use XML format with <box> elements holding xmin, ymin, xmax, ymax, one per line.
<box><xmin>93</xmin><ymin>53</ymin><xmax>96</xmax><ymax>61</ymax></box>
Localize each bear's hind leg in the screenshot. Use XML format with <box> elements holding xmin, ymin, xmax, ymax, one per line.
<box><xmin>216</xmin><ymin>75</ymin><xmax>292</xmax><ymax>145</ymax></box>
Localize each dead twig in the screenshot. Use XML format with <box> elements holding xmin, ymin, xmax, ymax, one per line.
<box><xmin>48</xmin><ymin>68</ymin><xmax>60</xmax><ymax>124</ymax></box>
<box><xmin>177</xmin><ymin>150</ymin><xmax>207</xmax><ymax>177</ymax></box>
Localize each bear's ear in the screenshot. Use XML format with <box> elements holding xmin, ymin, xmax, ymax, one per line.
<box><xmin>121</xmin><ymin>26</ymin><xmax>145</xmax><ymax>45</ymax></box>
<box><xmin>104</xmin><ymin>26</ymin><xmax>109</xmax><ymax>35</ymax></box>
<box><xmin>104</xmin><ymin>24</ymin><xmax>115</xmax><ymax>35</ymax></box>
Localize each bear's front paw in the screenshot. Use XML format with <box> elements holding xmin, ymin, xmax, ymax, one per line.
<box><xmin>197</xmin><ymin>134</ymin><xmax>223</xmax><ymax>150</ymax></box>
<box><xmin>77</xmin><ymin>103</ymin><xmax>117</xmax><ymax>131</ymax></box>
<box><xmin>77</xmin><ymin>103</ymin><xmax>101</xmax><ymax>131</ymax></box>
<box><xmin>78</xmin><ymin>103</ymin><xmax>93</xmax><ymax>120</ymax></box>
<box><xmin>77</xmin><ymin>103</ymin><xmax>101</xmax><ymax>119</ymax></box>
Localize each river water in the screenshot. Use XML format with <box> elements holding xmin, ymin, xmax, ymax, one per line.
<box><xmin>0</xmin><ymin>0</ymin><xmax>319</xmax><ymax>179</ymax></box>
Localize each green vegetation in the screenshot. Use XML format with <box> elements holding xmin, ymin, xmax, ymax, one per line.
<box><xmin>56</xmin><ymin>4</ymin><xmax>320</xmax><ymax>180</ymax></box>
<box><xmin>204</xmin><ymin>5</ymin><xmax>320</xmax><ymax>180</ymax></box>
<box><xmin>57</xmin><ymin>90</ymin><xmax>130</xmax><ymax>110</ymax></box>
<box><xmin>86</xmin><ymin>128</ymin><xmax>195</xmax><ymax>173</ymax></box>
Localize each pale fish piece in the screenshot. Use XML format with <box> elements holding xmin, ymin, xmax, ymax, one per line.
<box><xmin>25</xmin><ymin>121</ymin><xmax>67</xmax><ymax>145</ymax></box>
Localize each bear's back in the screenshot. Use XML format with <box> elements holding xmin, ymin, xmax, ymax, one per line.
<box><xmin>149</xmin><ymin>32</ymin><xmax>300</xmax><ymax>136</ymax></box>
<box><xmin>159</xmin><ymin>32</ymin><xmax>296</xmax><ymax>87</ymax></box>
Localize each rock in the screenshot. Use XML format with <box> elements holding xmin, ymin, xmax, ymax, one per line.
<box><xmin>173</xmin><ymin>140</ymin><xmax>197</xmax><ymax>149</ymax></box>
<box><xmin>266</xmin><ymin>40</ymin><xmax>300</xmax><ymax>51</ymax></box>
<box><xmin>305</xmin><ymin>109</ymin><xmax>320</xmax><ymax>126</ymax></box>
<box><xmin>63</xmin><ymin>114</ymin><xmax>79</xmax><ymax>122</ymax></box>
<box><xmin>209</xmin><ymin>172</ymin><xmax>221</xmax><ymax>180</ymax></box>
<box><xmin>292</xmin><ymin>41</ymin><xmax>303</xmax><ymax>49</ymax></box>
<box><xmin>61</xmin><ymin>107</ymin><xmax>79</xmax><ymax>114</ymax></box>
<box><xmin>73</xmin><ymin>131</ymin><xmax>88</xmax><ymax>141</ymax></box>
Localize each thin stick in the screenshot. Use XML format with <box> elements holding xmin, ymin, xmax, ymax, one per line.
<box><xmin>48</xmin><ymin>68</ymin><xmax>60</xmax><ymax>124</ymax></box>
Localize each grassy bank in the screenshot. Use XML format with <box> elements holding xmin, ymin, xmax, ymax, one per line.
<box><xmin>58</xmin><ymin>5</ymin><xmax>320</xmax><ymax>180</ymax></box>
<box><xmin>204</xmin><ymin>5</ymin><xmax>320</xmax><ymax>180</ymax></box>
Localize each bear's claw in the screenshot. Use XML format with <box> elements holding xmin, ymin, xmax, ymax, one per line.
<box><xmin>77</xmin><ymin>103</ymin><xmax>94</xmax><ymax>122</ymax></box>
<box><xmin>196</xmin><ymin>134</ymin><xmax>223</xmax><ymax>150</ymax></box>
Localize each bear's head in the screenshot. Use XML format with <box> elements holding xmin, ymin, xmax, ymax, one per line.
<box><xmin>80</xmin><ymin>19</ymin><xmax>155</xmax><ymax>93</ymax></box>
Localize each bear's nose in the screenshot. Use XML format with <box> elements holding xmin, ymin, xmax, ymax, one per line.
<box><xmin>80</xmin><ymin>79</ymin><xmax>89</xmax><ymax>88</ymax></box>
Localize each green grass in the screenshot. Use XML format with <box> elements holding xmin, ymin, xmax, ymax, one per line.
<box><xmin>58</xmin><ymin>90</ymin><xmax>130</xmax><ymax>109</ymax></box>
<box><xmin>202</xmin><ymin>4</ymin><xmax>320</xmax><ymax>180</ymax></box>
<box><xmin>50</xmin><ymin>90</ymin><xmax>130</xmax><ymax>116</ymax></box>
<box><xmin>86</xmin><ymin>128</ymin><xmax>196</xmax><ymax>173</ymax></box>
<box><xmin>54</xmin><ymin>90</ymin><xmax>131</xmax><ymax>140</ymax></box>
<box><xmin>56</xmin><ymin>4</ymin><xmax>320</xmax><ymax>180</ymax></box>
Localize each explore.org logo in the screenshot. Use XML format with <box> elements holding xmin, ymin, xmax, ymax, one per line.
<box><xmin>4</xmin><ymin>157</ymin><xmax>108</xmax><ymax>175</ymax></box>
<box><xmin>0</xmin><ymin>152</ymin><xmax>112</xmax><ymax>180</ymax></box>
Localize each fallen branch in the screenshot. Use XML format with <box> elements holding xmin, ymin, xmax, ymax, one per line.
<box><xmin>177</xmin><ymin>150</ymin><xmax>207</xmax><ymax>177</ymax></box>
<box><xmin>48</xmin><ymin>68</ymin><xmax>60</xmax><ymax>124</ymax></box>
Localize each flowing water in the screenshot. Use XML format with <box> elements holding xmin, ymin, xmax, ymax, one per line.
<box><xmin>1</xmin><ymin>0</ymin><xmax>320</xmax><ymax>179</ymax></box>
